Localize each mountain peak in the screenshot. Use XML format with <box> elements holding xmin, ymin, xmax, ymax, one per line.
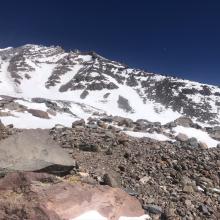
<box><xmin>0</xmin><ymin>44</ymin><xmax>219</xmax><ymax>128</ymax></box>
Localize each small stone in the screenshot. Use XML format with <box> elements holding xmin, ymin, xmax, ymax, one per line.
<box><xmin>72</xmin><ymin>119</ymin><xmax>85</xmax><ymax>127</ymax></box>
<box><xmin>78</xmin><ymin>143</ymin><xmax>100</xmax><ymax>152</ymax></box>
<box><xmin>105</xmin><ymin>147</ymin><xmax>113</xmax><ymax>155</ymax></box>
<box><xmin>78</xmin><ymin>172</ymin><xmax>89</xmax><ymax>178</ymax></box>
<box><xmin>103</xmin><ymin>172</ymin><xmax>121</xmax><ymax>188</ymax></box>
<box><xmin>187</xmin><ymin>137</ymin><xmax>198</xmax><ymax>147</ymax></box>
<box><xmin>143</xmin><ymin>204</ymin><xmax>163</xmax><ymax>214</ymax></box>
<box><xmin>124</xmin><ymin>149</ymin><xmax>131</xmax><ymax>159</ymax></box>
<box><xmin>198</xmin><ymin>204</ymin><xmax>209</xmax><ymax>215</ymax></box>
<box><xmin>185</xmin><ymin>199</ymin><xmax>192</xmax><ymax>207</ymax></box>
<box><xmin>198</xmin><ymin>142</ymin><xmax>208</xmax><ymax>149</ymax></box>
<box><xmin>86</xmin><ymin>124</ymin><xmax>98</xmax><ymax>129</ymax></box>
<box><xmin>183</xmin><ymin>185</ymin><xmax>194</xmax><ymax>193</ymax></box>
<box><xmin>118</xmin><ymin>135</ymin><xmax>129</xmax><ymax>144</ymax></box>
<box><xmin>164</xmin><ymin>208</ymin><xmax>176</xmax><ymax>218</ymax></box>
<box><xmin>139</xmin><ymin>176</ymin><xmax>151</xmax><ymax>184</ymax></box>
<box><xmin>124</xmin><ymin>188</ymin><xmax>139</xmax><ymax>197</ymax></box>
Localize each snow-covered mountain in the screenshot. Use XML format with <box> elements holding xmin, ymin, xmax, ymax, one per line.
<box><xmin>0</xmin><ymin>44</ymin><xmax>220</xmax><ymax>128</ymax></box>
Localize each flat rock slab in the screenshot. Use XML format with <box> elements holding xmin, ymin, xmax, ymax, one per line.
<box><xmin>0</xmin><ymin>129</ymin><xmax>74</xmax><ymax>174</ymax></box>
<box><xmin>0</xmin><ymin>172</ymin><xmax>145</xmax><ymax>220</ymax></box>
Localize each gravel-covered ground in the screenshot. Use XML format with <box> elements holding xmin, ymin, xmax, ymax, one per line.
<box><xmin>50</xmin><ymin>120</ymin><xmax>220</xmax><ymax>220</ymax></box>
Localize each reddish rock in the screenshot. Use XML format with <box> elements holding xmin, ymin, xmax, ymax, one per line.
<box><xmin>0</xmin><ymin>172</ymin><xmax>144</xmax><ymax>220</ymax></box>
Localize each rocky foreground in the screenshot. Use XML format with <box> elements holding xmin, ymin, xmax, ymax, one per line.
<box><xmin>0</xmin><ymin>119</ymin><xmax>219</xmax><ymax>219</ymax></box>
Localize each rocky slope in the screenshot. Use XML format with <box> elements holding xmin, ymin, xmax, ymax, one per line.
<box><xmin>51</xmin><ymin>119</ymin><xmax>220</xmax><ymax>219</ymax></box>
<box><xmin>0</xmin><ymin>44</ymin><xmax>220</xmax><ymax>219</ymax></box>
<box><xmin>0</xmin><ymin>119</ymin><xmax>219</xmax><ymax>219</ymax></box>
<box><xmin>0</xmin><ymin>44</ymin><xmax>220</xmax><ymax>128</ymax></box>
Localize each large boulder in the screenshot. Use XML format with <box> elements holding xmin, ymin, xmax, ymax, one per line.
<box><xmin>0</xmin><ymin>129</ymin><xmax>75</xmax><ymax>175</ymax></box>
<box><xmin>113</xmin><ymin>116</ymin><xmax>133</xmax><ymax>127</ymax></box>
<box><xmin>0</xmin><ymin>120</ymin><xmax>5</xmax><ymax>131</ymax></box>
<box><xmin>174</xmin><ymin>116</ymin><xmax>194</xmax><ymax>127</ymax></box>
<box><xmin>175</xmin><ymin>133</ymin><xmax>188</xmax><ymax>142</ymax></box>
<box><xmin>187</xmin><ymin>137</ymin><xmax>199</xmax><ymax>148</ymax></box>
<box><xmin>210</xmin><ymin>130</ymin><xmax>220</xmax><ymax>141</ymax></box>
<box><xmin>27</xmin><ymin>109</ymin><xmax>50</xmax><ymax>119</ymax></box>
<box><xmin>72</xmin><ymin>119</ymin><xmax>85</xmax><ymax>128</ymax></box>
<box><xmin>0</xmin><ymin>172</ymin><xmax>146</xmax><ymax>220</ymax></box>
<box><xmin>0</xmin><ymin>120</ymin><xmax>9</xmax><ymax>141</ymax></box>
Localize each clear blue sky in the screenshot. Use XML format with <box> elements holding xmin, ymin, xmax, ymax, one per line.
<box><xmin>0</xmin><ymin>0</ymin><xmax>219</xmax><ymax>85</ymax></box>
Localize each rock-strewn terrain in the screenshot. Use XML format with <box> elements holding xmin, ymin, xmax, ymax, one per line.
<box><xmin>49</xmin><ymin>119</ymin><xmax>220</xmax><ymax>220</ymax></box>
<box><xmin>0</xmin><ymin>44</ymin><xmax>220</xmax><ymax>219</ymax></box>
<box><xmin>0</xmin><ymin>118</ymin><xmax>219</xmax><ymax>219</ymax></box>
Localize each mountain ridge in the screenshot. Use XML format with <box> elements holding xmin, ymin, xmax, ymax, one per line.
<box><xmin>0</xmin><ymin>44</ymin><xmax>220</xmax><ymax>127</ymax></box>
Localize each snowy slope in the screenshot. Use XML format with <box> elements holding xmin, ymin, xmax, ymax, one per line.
<box><xmin>0</xmin><ymin>44</ymin><xmax>220</xmax><ymax>130</ymax></box>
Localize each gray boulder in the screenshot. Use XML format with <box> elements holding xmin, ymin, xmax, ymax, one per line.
<box><xmin>211</xmin><ymin>130</ymin><xmax>220</xmax><ymax>141</ymax></box>
<box><xmin>198</xmin><ymin>142</ymin><xmax>208</xmax><ymax>149</ymax></box>
<box><xmin>27</xmin><ymin>109</ymin><xmax>50</xmax><ymax>119</ymax></box>
<box><xmin>176</xmin><ymin>133</ymin><xmax>188</xmax><ymax>142</ymax></box>
<box><xmin>187</xmin><ymin>137</ymin><xmax>199</xmax><ymax>147</ymax></box>
<box><xmin>174</xmin><ymin>117</ymin><xmax>193</xmax><ymax>127</ymax></box>
<box><xmin>0</xmin><ymin>129</ymin><xmax>75</xmax><ymax>175</ymax></box>
<box><xmin>72</xmin><ymin>119</ymin><xmax>85</xmax><ymax>127</ymax></box>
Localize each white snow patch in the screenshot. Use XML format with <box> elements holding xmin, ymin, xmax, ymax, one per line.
<box><xmin>174</xmin><ymin>126</ymin><xmax>219</xmax><ymax>148</ymax></box>
<box><xmin>0</xmin><ymin>111</ymin><xmax>76</xmax><ymax>129</ymax></box>
<box><xmin>197</xmin><ymin>186</ymin><xmax>204</xmax><ymax>192</ymax></box>
<box><xmin>0</xmin><ymin>47</ymin><xmax>13</xmax><ymax>51</ymax></box>
<box><xmin>90</xmin><ymin>72</ymin><xmax>100</xmax><ymax>77</ymax></box>
<box><xmin>71</xmin><ymin>210</ymin><xmax>150</xmax><ymax>220</ymax></box>
<box><xmin>119</xmin><ymin>215</ymin><xmax>151</xmax><ymax>220</ymax></box>
<box><xmin>77</xmin><ymin>55</ymin><xmax>92</xmax><ymax>62</ymax></box>
<box><xmin>124</xmin><ymin>131</ymin><xmax>172</xmax><ymax>142</ymax></box>
<box><xmin>72</xmin><ymin>211</ymin><xmax>107</xmax><ymax>220</ymax></box>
